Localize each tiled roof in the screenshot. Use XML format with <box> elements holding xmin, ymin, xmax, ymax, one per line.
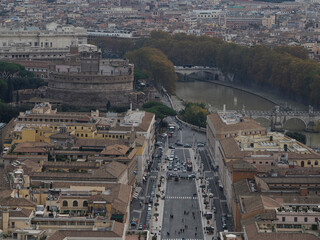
<box><xmin>47</xmin><ymin>222</ymin><xmax>124</xmax><ymax>240</ymax></box>
<box><xmin>136</xmin><ymin>111</ymin><xmax>154</xmax><ymax>132</ymax></box>
<box><xmin>245</xmin><ymin>222</ymin><xmax>319</xmax><ymax>240</ymax></box>
<box><xmin>0</xmin><ymin>168</ymin><xmax>10</xmax><ymax>190</ymax></box>
<box><xmin>0</xmin><ymin>197</ymin><xmax>37</xmax><ymax>207</ymax></box>
<box><xmin>75</xmin><ymin>139</ymin><xmax>125</xmax><ymax>148</ymax></box>
<box><xmin>219</xmin><ymin>137</ymin><xmax>245</xmax><ymax>159</ymax></box>
<box><xmin>208</xmin><ymin>113</ymin><xmax>265</xmax><ymax>134</ymax></box>
<box><xmin>43</xmin><ymin>161</ymin><xmax>97</xmax><ymax>169</ymax></box>
<box><xmin>101</xmin><ymin>144</ymin><xmax>129</xmax><ymax>155</ymax></box>
<box><xmin>9</xmin><ymin>208</ymin><xmax>33</xmax><ymax>218</ymax></box>
<box><xmin>104</xmin><ymin>161</ymin><xmax>127</xmax><ymax>178</ymax></box>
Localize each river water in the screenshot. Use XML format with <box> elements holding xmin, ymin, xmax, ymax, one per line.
<box><xmin>176</xmin><ymin>81</ymin><xmax>320</xmax><ymax>148</ymax></box>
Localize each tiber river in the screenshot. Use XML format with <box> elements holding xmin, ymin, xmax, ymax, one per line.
<box><xmin>176</xmin><ymin>81</ymin><xmax>320</xmax><ymax>148</ymax></box>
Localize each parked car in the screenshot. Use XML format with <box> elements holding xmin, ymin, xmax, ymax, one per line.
<box><xmin>169</xmin><ymin>145</ymin><xmax>175</xmax><ymax>149</ymax></box>
<box><xmin>138</xmin><ymin>224</ymin><xmax>143</xmax><ymax>230</ymax></box>
<box><xmin>184</xmin><ymin>144</ymin><xmax>192</xmax><ymax>148</ymax></box>
<box><xmin>175</xmin><ymin>142</ymin><xmax>183</xmax><ymax>146</ymax></box>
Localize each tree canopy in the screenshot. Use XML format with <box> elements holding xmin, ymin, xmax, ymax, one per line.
<box><xmin>125</xmin><ymin>47</ymin><xmax>177</xmax><ymax>94</ymax></box>
<box><xmin>143</xmin><ymin>31</ymin><xmax>320</xmax><ymax>106</ymax></box>
<box><xmin>86</xmin><ymin>31</ymin><xmax>320</xmax><ymax>106</ymax></box>
<box><xmin>0</xmin><ymin>61</ymin><xmax>46</xmax><ymax>122</ymax></box>
<box><xmin>180</xmin><ymin>102</ymin><xmax>209</xmax><ymax>128</ymax></box>
<box><xmin>142</xmin><ymin>102</ymin><xmax>176</xmax><ymax>119</ymax></box>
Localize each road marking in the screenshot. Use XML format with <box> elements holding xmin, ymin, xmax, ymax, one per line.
<box><xmin>165</xmin><ymin>196</ymin><xmax>198</xmax><ymax>200</ymax></box>
<box><xmin>162</xmin><ymin>239</ymin><xmax>203</xmax><ymax>240</ymax></box>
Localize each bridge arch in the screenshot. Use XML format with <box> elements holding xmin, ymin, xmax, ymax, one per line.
<box><xmin>252</xmin><ymin>117</ymin><xmax>272</xmax><ymax>128</ymax></box>
<box><xmin>283</xmin><ymin>117</ymin><xmax>307</xmax><ymax>130</ymax></box>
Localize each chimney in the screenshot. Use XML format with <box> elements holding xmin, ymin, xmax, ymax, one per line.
<box><xmin>2</xmin><ymin>209</ymin><xmax>9</xmax><ymax>234</ymax></box>
<box><xmin>70</xmin><ymin>46</ymin><xmax>79</xmax><ymax>54</ymax></box>
<box><xmin>300</xmin><ymin>187</ymin><xmax>308</xmax><ymax>196</ymax></box>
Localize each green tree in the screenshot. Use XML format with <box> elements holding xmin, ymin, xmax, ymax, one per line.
<box><xmin>126</xmin><ymin>47</ymin><xmax>177</xmax><ymax>94</ymax></box>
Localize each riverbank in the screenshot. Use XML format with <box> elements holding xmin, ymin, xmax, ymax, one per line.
<box><xmin>184</xmin><ymin>79</ymin><xmax>308</xmax><ymax>111</ymax></box>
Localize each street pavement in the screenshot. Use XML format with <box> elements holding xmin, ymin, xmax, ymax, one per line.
<box><xmin>199</xmin><ymin>149</ymin><xmax>234</xmax><ymax>234</ymax></box>
<box><xmin>129</xmin><ymin>105</ymin><xmax>234</xmax><ymax>239</ymax></box>
<box><xmin>162</xmin><ymin>179</ymin><xmax>203</xmax><ymax>240</ymax></box>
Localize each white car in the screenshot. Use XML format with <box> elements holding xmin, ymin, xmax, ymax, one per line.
<box><xmin>174</xmin><ymin>168</ymin><xmax>178</xmax><ymax>171</ymax></box>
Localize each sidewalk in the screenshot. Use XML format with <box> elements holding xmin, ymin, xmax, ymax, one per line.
<box><xmin>190</xmin><ymin>148</ymin><xmax>216</xmax><ymax>240</ymax></box>
<box><xmin>150</xmin><ymin>148</ymin><xmax>169</xmax><ymax>239</ymax></box>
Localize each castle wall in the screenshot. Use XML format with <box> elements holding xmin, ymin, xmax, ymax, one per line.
<box><xmin>47</xmin><ymin>72</ymin><xmax>134</xmax><ymax>107</ymax></box>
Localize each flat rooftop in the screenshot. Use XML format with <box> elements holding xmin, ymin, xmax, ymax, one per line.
<box><xmin>235</xmin><ymin>132</ymin><xmax>311</xmax><ymax>154</ymax></box>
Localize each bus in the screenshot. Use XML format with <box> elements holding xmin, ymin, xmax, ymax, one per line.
<box><xmin>187</xmin><ymin>161</ymin><xmax>192</xmax><ymax>172</ymax></box>
<box><xmin>168</xmin><ymin>124</ymin><xmax>175</xmax><ymax>132</ymax></box>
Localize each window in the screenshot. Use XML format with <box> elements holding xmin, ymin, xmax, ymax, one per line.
<box><xmin>63</xmin><ymin>200</ymin><xmax>68</xmax><ymax>207</ymax></box>
<box><xmin>308</xmin><ymin>161</ymin><xmax>311</xmax><ymax>165</ymax></box>
<box><xmin>11</xmin><ymin>222</ymin><xmax>15</xmax><ymax>228</ymax></box>
<box><xmin>315</xmin><ymin>160</ymin><xmax>318</xmax><ymax>166</ymax></box>
<box><xmin>83</xmin><ymin>201</ymin><xmax>88</xmax><ymax>207</ymax></box>
<box><xmin>35</xmin><ymin>42</ymin><xmax>38</xmax><ymax>46</ymax></box>
<box><xmin>73</xmin><ymin>201</ymin><xmax>78</xmax><ymax>207</ymax></box>
<box><xmin>304</xmin><ymin>217</ymin><xmax>308</xmax><ymax>222</ymax></box>
<box><xmin>294</xmin><ymin>217</ymin><xmax>297</xmax><ymax>222</ymax></box>
<box><xmin>282</xmin><ymin>217</ymin><xmax>285</xmax><ymax>222</ymax></box>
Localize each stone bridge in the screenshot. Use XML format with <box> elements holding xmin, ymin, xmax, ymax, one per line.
<box><xmin>174</xmin><ymin>66</ymin><xmax>225</xmax><ymax>81</ymax></box>
<box><xmin>240</xmin><ymin>106</ymin><xmax>320</xmax><ymax>130</ymax></box>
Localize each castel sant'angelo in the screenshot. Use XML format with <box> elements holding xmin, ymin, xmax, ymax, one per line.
<box><xmin>47</xmin><ymin>44</ymin><xmax>135</xmax><ymax>108</ymax></box>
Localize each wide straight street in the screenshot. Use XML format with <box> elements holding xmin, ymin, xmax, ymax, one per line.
<box><xmin>129</xmin><ymin>110</ymin><xmax>234</xmax><ymax>239</ymax></box>
<box><xmin>162</xmin><ymin>179</ymin><xmax>203</xmax><ymax>240</ymax></box>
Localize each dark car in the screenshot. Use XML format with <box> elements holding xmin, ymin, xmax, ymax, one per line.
<box><xmin>184</xmin><ymin>144</ymin><xmax>192</xmax><ymax>148</ymax></box>
<box><xmin>175</xmin><ymin>142</ymin><xmax>183</xmax><ymax>146</ymax></box>
<box><xmin>169</xmin><ymin>145</ymin><xmax>175</xmax><ymax>149</ymax></box>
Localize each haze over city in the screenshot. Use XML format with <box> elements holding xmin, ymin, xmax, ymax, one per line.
<box><xmin>1</xmin><ymin>0</ymin><xmax>320</xmax><ymax>239</ymax></box>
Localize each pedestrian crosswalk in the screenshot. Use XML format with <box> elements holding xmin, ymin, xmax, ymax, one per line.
<box><xmin>133</xmin><ymin>187</ymin><xmax>142</xmax><ymax>199</ymax></box>
<box><xmin>162</xmin><ymin>238</ymin><xmax>203</xmax><ymax>240</ymax></box>
<box><xmin>165</xmin><ymin>196</ymin><xmax>198</xmax><ymax>200</ymax></box>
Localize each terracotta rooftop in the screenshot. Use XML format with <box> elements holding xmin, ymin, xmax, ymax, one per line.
<box><xmin>245</xmin><ymin>222</ymin><xmax>319</xmax><ymax>240</ymax></box>
<box><xmin>42</xmin><ymin>161</ymin><xmax>98</xmax><ymax>169</ymax></box>
<box><xmin>208</xmin><ymin>113</ymin><xmax>265</xmax><ymax>134</ymax></box>
<box><xmin>101</xmin><ymin>144</ymin><xmax>130</xmax><ymax>156</ymax></box>
<box><xmin>47</xmin><ymin>221</ymin><xmax>124</xmax><ymax>240</ymax></box>
<box><xmin>0</xmin><ymin>197</ymin><xmax>37</xmax><ymax>208</ymax></box>
<box><xmin>75</xmin><ymin>139</ymin><xmax>125</xmax><ymax>148</ymax></box>
<box><xmin>9</xmin><ymin>208</ymin><xmax>33</xmax><ymax>218</ymax></box>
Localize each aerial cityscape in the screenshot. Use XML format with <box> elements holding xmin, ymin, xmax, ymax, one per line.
<box><xmin>1</xmin><ymin>0</ymin><xmax>320</xmax><ymax>239</ymax></box>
